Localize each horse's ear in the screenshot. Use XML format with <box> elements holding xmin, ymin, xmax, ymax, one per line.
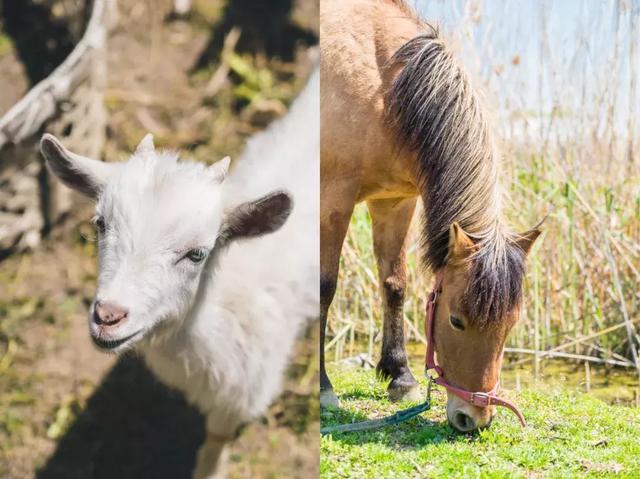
<box><xmin>447</xmin><ymin>222</ymin><xmax>474</xmax><ymax>263</ymax></box>
<box><xmin>515</xmin><ymin>227</ymin><xmax>542</xmax><ymax>257</ymax></box>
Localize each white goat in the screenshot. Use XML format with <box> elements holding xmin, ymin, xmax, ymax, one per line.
<box><xmin>40</xmin><ymin>69</ymin><xmax>319</xmax><ymax>478</ymax></box>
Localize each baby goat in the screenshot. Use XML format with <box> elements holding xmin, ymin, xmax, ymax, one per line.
<box><xmin>41</xmin><ymin>70</ymin><xmax>319</xmax><ymax>478</ymax></box>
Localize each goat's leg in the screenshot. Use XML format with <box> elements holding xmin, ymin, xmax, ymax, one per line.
<box><xmin>192</xmin><ymin>415</ymin><xmax>238</xmax><ymax>479</ymax></box>
<box><xmin>192</xmin><ymin>434</ymin><xmax>229</xmax><ymax>479</ymax></box>
<box><xmin>320</xmin><ymin>184</ymin><xmax>357</xmax><ymax>408</ymax></box>
<box><xmin>368</xmin><ymin>197</ymin><xmax>420</xmax><ymax>402</ymax></box>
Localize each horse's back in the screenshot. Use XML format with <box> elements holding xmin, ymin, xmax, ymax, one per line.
<box><xmin>321</xmin><ymin>0</ymin><xmax>422</xmax><ymax>202</ymax></box>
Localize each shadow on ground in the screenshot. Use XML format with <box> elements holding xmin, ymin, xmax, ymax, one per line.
<box><xmin>321</xmin><ymin>403</ymin><xmax>452</xmax><ymax>449</ymax></box>
<box><xmin>338</xmin><ymin>389</ymin><xmax>387</xmax><ymax>402</ymax></box>
<box><xmin>36</xmin><ymin>356</ymin><xmax>205</xmax><ymax>479</ymax></box>
<box><xmin>191</xmin><ymin>0</ymin><xmax>317</xmax><ymax>70</ymax></box>
<box><xmin>0</xmin><ymin>0</ymin><xmax>76</xmax><ymax>85</ymax></box>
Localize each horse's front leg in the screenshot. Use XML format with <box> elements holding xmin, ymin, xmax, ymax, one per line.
<box><xmin>368</xmin><ymin>197</ymin><xmax>420</xmax><ymax>402</ymax></box>
<box><xmin>320</xmin><ymin>181</ymin><xmax>358</xmax><ymax>408</ymax></box>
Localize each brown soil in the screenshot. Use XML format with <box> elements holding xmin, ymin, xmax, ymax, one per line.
<box><xmin>0</xmin><ymin>51</ymin><xmax>29</xmax><ymax>116</ymax></box>
<box><xmin>0</xmin><ymin>0</ymin><xmax>318</xmax><ymax>477</ymax></box>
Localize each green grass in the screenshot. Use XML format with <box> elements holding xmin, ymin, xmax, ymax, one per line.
<box><xmin>0</xmin><ymin>33</ymin><xmax>13</xmax><ymax>58</ymax></box>
<box><xmin>321</xmin><ymin>362</ymin><xmax>640</xmax><ymax>479</ymax></box>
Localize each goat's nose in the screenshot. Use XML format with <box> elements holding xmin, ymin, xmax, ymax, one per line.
<box><xmin>452</xmin><ymin>410</ymin><xmax>477</xmax><ymax>432</ymax></box>
<box><xmin>94</xmin><ymin>300</ymin><xmax>129</xmax><ymax>326</ymax></box>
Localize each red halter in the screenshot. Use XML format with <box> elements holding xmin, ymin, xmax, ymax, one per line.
<box><xmin>424</xmin><ymin>275</ymin><xmax>526</xmax><ymax>427</ymax></box>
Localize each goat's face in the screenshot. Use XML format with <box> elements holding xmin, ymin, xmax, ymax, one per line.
<box><xmin>41</xmin><ymin>133</ymin><xmax>292</xmax><ymax>353</ymax></box>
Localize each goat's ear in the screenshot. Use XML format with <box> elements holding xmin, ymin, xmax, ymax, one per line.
<box><xmin>207</xmin><ymin>156</ymin><xmax>231</xmax><ymax>184</ymax></box>
<box><xmin>135</xmin><ymin>133</ymin><xmax>155</xmax><ymax>155</ymax></box>
<box><xmin>40</xmin><ymin>134</ymin><xmax>115</xmax><ymax>199</ymax></box>
<box><xmin>216</xmin><ymin>191</ymin><xmax>292</xmax><ymax>250</ymax></box>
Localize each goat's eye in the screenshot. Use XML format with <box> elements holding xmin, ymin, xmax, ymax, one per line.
<box><xmin>95</xmin><ymin>216</ymin><xmax>106</xmax><ymax>234</ymax></box>
<box><xmin>449</xmin><ymin>316</ymin><xmax>465</xmax><ymax>331</ymax></box>
<box><xmin>185</xmin><ymin>249</ymin><xmax>207</xmax><ymax>264</ymax></box>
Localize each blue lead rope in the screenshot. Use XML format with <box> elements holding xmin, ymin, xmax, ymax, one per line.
<box><xmin>320</xmin><ymin>379</ymin><xmax>433</xmax><ymax>435</ymax></box>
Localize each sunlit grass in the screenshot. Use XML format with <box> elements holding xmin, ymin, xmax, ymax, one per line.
<box><xmin>321</xmin><ymin>362</ymin><xmax>640</xmax><ymax>479</ymax></box>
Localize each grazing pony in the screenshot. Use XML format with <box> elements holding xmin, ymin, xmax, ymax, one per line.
<box><xmin>41</xmin><ymin>70</ymin><xmax>318</xmax><ymax>478</ymax></box>
<box><xmin>320</xmin><ymin>0</ymin><xmax>541</xmax><ymax>432</ymax></box>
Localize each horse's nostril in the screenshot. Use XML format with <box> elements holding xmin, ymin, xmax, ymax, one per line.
<box><xmin>94</xmin><ymin>300</ymin><xmax>129</xmax><ymax>326</ymax></box>
<box><xmin>453</xmin><ymin>411</ymin><xmax>476</xmax><ymax>432</ymax></box>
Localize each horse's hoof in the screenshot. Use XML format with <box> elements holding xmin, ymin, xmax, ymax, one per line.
<box><xmin>388</xmin><ymin>378</ymin><xmax>421</xmax><ymax>403</ymax></box>
<box><xmin>320</xmin><ymin>389</ymin><xmax>340</xmax><ymax>408</ymax></box>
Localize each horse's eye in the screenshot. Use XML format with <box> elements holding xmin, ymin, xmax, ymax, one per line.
<box><xmin>185</xmin><ymin>249</ymin><xmax>207</xmax><ymax>264</ymax></box>
<box><xmin>94</xmin><ymin>216</ymin><xmax>106</xmax><ymax>234</ymax></box>
<box><xmin>449</xmin><ymin>316</ymin><xmax>465</xmax><ymax>331</ymax></box>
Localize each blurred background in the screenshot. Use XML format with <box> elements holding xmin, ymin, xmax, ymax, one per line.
<box><xmin>328</xmin><ymin>0</ymin><xmax>640</xmax><ymax>405</ymax></box>
<box><xmin>0</xmin><ymin>0</ymin><xmax>318</xmax><ymax>477</ymax></box>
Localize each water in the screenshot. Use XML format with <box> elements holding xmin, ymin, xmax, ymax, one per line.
<box><xmin>501</xmin><ymin>358</ymin><xmax>640</xmax><ymax>406</ymax></box>
<box><xmin>403</xmin><ymin>343</ymin><xmax>640</xmax><ymax>406</ymax></box>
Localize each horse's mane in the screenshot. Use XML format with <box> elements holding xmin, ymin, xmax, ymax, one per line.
<box><xmin>384</xmin><ymin>24</ymin><xmax>526</xmax><ymax>327</ymax></box>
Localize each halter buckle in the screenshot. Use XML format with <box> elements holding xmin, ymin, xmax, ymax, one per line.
<box><xmin>428</xmin><ymin>290</ymin><xmax>437</xmax><ymax>304</ymax></box>
<box><xmin>470</xmin><ymin>392</ymin><xmax>492</xmax><ymax>407</ymax></box>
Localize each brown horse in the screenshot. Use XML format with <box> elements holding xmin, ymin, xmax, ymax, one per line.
<box><xmin>320</xmin><ymin>0</ymin><xmax>542</xmax><ymax>432</ymax></box>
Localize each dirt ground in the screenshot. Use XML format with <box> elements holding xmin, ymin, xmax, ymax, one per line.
<box><xmin>0</xmin><ymin>1</ymin><xmax>319</xmax><ymax>477</ymax></box>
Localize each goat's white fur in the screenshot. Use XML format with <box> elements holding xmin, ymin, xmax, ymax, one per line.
<box><xmin>42</xmin><ymin>68</ymin><xmax>319</xmax><ymax>479</ymax></box>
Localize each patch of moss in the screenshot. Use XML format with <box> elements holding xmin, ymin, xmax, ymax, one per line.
<box><xmin>0</xmin><ymin>33</ymin><xmax>13</xmax><ymax>57</ymax></box>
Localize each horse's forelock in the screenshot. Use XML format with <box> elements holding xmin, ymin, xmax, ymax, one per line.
<box><xmin>463</xmin><ymin>239</ymin><xmax>527</xmax><ymax>328</ymax></box>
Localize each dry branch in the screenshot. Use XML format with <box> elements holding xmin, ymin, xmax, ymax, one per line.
<box><xmin>0</xmin><ymin>0</ymin><xmax>112</xmax><ymax>149</ymax></box>
<box><xmin>205</xmin><ymin>27</ymin><xmax>242</xmax><ymax>97</ymax></box>
<box><xmin>504</xmin><ymin>348</ymin><xmax>635</xmax><ymax>368</ymax></box>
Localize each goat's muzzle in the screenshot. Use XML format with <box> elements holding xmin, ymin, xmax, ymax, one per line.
<box><xmin>93</xmin><ymin>300</ymin><xmax>129</xmax><ymax>327</ymax></box>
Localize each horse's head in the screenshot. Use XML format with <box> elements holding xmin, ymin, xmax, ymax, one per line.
<box><xmin>433</xmin><ymin>222</ymin><xmax>541</xmax><ymax>432</ymax></box>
